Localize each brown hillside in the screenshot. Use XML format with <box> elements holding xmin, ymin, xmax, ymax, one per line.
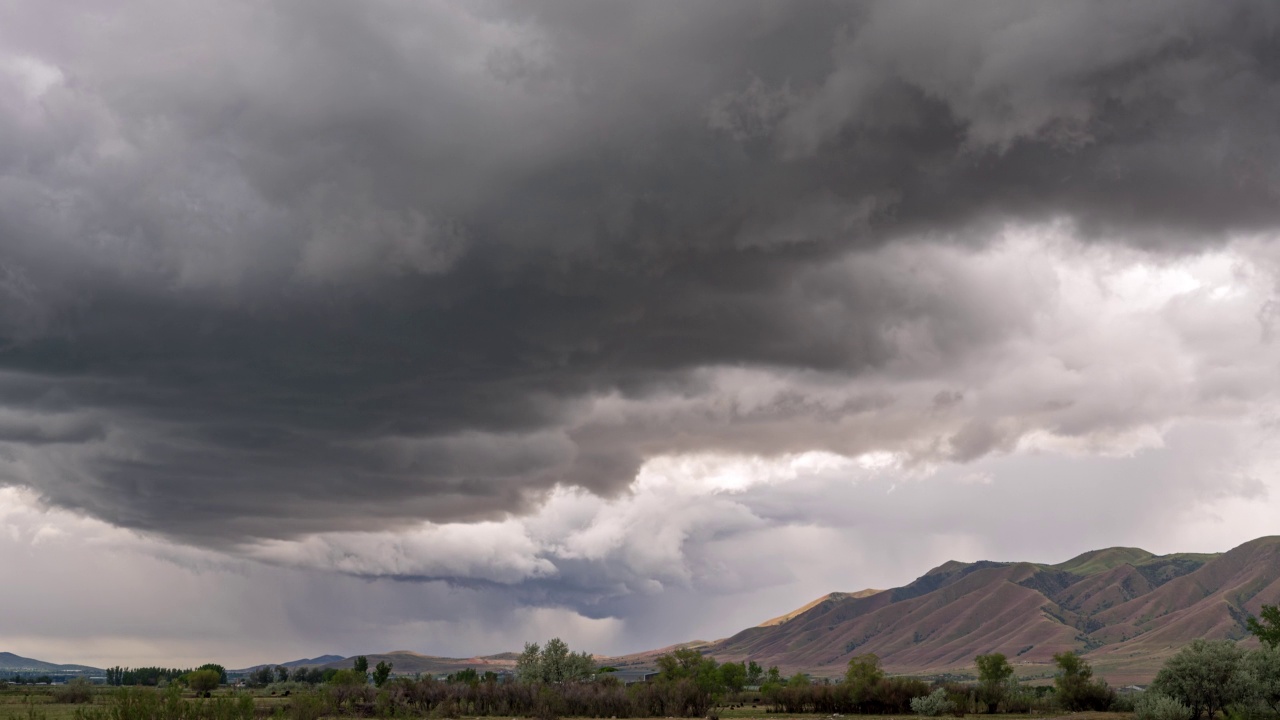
<box><xmin>694</xmin><ymin>536</ymin><xmax>1280</xmax><ymax>685</ymax></box>
<box><xmin>758</xmin><ymin>590</ymin><xmax>884</xmax><ymax>628</ymax></box>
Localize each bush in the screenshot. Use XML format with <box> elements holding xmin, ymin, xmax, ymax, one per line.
<box><xmin>286</xmin><ymin>691</ymin><xmax>326</xmax><ymax>720</ymax></box>
<box><xmin>52</xmin><ymin>678</ymin><xmax>94</xmax><ymax>704</ymax></box>
<box><xmin>1152</xmin><ymin>639</ymin><xmax>1251</xmax><ymax>720</ymax></box>
<box><xmin>188</xmin><ymin>670</ymin><xmax>221</xmax><ymax>694</ymax></box>
<box><xmin>1053</xmin><ymin>652</ymin><xmax>1115</xmax><ymax>711</ymax></box>
<box><xmin>1112</xmin><ymin>693</ymin><xmax>1137</xmax><ymax>713</ymax></box>
<box><xmin>913</xmin><ymin>689</ymin><xmax>958</xmax><ymax>717</ymax></box>
<box><xmin>1135</xmin><ymin>692</ymin><xmax>1194</xmax><ymax>720</ymax></box>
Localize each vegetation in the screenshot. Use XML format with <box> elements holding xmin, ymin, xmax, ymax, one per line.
<box><xmin>910</xmin><ymin>688</ymin><xmax>956</xmax><ymax>717</ymax></box>
<box><xmin>974</xmin><ymin>653</ymin><xmax>1013</xmax><ymax>713</ymax></box>
<box><xmin>1134</xmin><ymin>692</ymin><xmax>1194</xmax><ymax>720</ymax></box>
<box><xmin>16</xmin><ymin>616</ymin><xmax>1280</xmax><ymax>720</ymax></box>
<box><xmin>103</xmin><ymin>665</ymin><xmax>226</xmax><ymax>689</ymax></box>
<box><xmin>515</xmin><ymin>639</ymin><xmax>596</xmax><ymax>684</ymax></box>
<box><xmin>49</xmin><ymin>679</ymin><xmax>92</xmax><ymax>704</ymax></box>
<box><xmin>1248</xmin><ymin>604</ymin><xmax>1280</xmax><ymax>649</ymax></box>
<box><xmin>1151</xmin><ymin>640</ymin><xmax>1250</xmax><ymax>720</ymax></box>
<box><xmin>1051</xmin><ymin>651</ymin><xmax>1114</xmax><ymax>711</ymax></box>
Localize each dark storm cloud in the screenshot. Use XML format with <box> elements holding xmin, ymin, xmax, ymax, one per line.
<box><xmin>1</xmin><ymin>0</ymin><xmax>1279</xmax><ymax>548</ymax></box>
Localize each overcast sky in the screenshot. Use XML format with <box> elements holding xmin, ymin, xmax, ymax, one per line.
<box><xmin>3</xmin><ymin>0</ymin><xmax>1280</xmax><ymax>669</ymax></box>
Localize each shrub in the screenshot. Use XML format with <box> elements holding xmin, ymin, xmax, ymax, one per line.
<box><xmin>912</xmin><ymin>689</ymin><xmax>958</xmax><ymax>717</ymax></box>
<box><xmin>187</xmin><ymin>670</ymin><xmax>221</xmax><ymax>694</ymax></box>
<box><xmin>1135</xmin><ymin>692</ymin><xmax>1194</xmax><ymax>720</ymax></box>
<box><xmin>52</xmin><ymin>678</ymin><xmax>94</xmax><ymax>704</ymax></box>
<box><xmin>286</xmin><ymin>691</ymin><xmax>326</xmax><ymax>720</ymax></box>
<box><xmin>1053</xmin><ymin>652</ymin><xmax>1115</xmax><ymax>711</ymax></box>
<box><xmin>1152</xmin><ymin>639</ymin><xmax>1251</xmax><ymax>720</ymax></box>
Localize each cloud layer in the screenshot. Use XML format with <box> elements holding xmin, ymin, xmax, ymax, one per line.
<box><xmin>2</xmin><ymin>1</ymin><xmax>1280</xmax><ymax>662</ymax></box>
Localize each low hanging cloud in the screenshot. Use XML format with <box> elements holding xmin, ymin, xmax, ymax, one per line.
<box><xmin>1</xmin><ymin>0</ymin><xmax>1280</xmax><ymax>603</ymax></box>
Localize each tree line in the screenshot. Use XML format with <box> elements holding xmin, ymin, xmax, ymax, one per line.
<box><xmin>105</xmin><ymin>664</ymin><xmax>227</xmax><ymax>688</ymax></box>
<box><xmin>68</xmin><ymin>603</ymin><xmax>1280</xmax><ymax>720</ymax></box>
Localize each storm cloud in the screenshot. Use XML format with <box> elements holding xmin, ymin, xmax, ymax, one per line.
<box><xmin>3</xmin><ymin>0</ymin><xmax>1280</xmax><ymax>644</ymax></box>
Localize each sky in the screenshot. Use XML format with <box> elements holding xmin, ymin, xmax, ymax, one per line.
<box><xmin>3</xmin><ymin>0</ymin><xmax>1280</xmax><ymax>669</ymax></box>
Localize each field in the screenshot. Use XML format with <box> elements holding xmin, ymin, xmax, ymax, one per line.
<box><xmin>0</xmin><ymin>687</ymin><xmax>1135</xmax><ymax>720</ymax></box>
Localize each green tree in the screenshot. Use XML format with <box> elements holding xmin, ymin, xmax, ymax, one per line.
<box><xmin>514</xmin><ymin>638</ymin><xmax>595</xmax><ymax>684</ymax></box>
<box><xmin>1053</xmin><ymin>652</ymin><xmax>1114</xmax><ymax>711</ymax></box>
<box><xmin>449</xmin><ymin>668</ymin><xmax>479</xmax><ymax>685</ymax></box>
<box><xmin>248</xmin><ymin>667</ymin><xmax>274</xmax><ymax>688</ymax></box>
<box><xmin>197</xmin><ymin>664</ymin><xmax>228</xmax><ymax>685</ymax></box>
<box><xmin>719</xmin><ymin>661</ymin><xmax>746</xmax><ymax>693</ymax></box>
<box><xmin>1247</xmin><ymin>604</ymin><xmax>1280</xmax><ymax>649</ymax></box>
<box><xmin>274</xmin><ymin>666</ymin><xmax>289</xmax><ymax>684</ymax></box>
<box><xmin>1246</xmin><ymin>645</ymin><xmax>1280</xmax><ymax>715</ymax></box>
<box><xmin>745</xmin><ymin>660</ymin><xmax>763</xmax><ymax>687</ymax></box>
<box><xmin>975</xmin><ymin>653</ymin><xmax>1014</xmax><ymax>713</ymax></box>
<box><xmin>542</xmin><ymin>638</ymin><xmax>571</xmax><ymax>682</ymax></box>
<box><xmin>1152</xmin><ymin>639</ymin><xmax>1250</xmax><ymax>720</ymax></box>
<box><xmin>329</xmin><ymin>669</ymin><xmax>366</xmax><ymax>686</ymax></box>
<box><xmin>656</xmin><ymin>647</ymin><xmax>722</xmax><ymax>694</ymax></box>
<box><xmin>372</xmin><ymin>661</ymin><xmax>392</xmax><ymax>688</ymax></box>
<box><xmin>516</xmin><ymin>642</ymin><xmax>542</xmax><ymax>683</ymax></box>
<box><xmin>845</xmin><ymin>653</ymin><xmax>885</xmax><ymax>708</ymax></box>
<box><xmin>187</xmin><ymin>669</ymin><xmax>221</xmax><ymax>693</ymax></box>
<box><xmin>352</xmin><ymin>656</ymin><xmax>369</xmax><ymax>674</ymax></box>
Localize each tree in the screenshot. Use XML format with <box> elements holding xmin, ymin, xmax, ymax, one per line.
<box><xmin>197</xmin><ymin>664</ymin><xmax>228</xmax><ymax>685</ymax></box>
<box><xmin>1151</xmin><ymin>640</ymin><xmax>1250</xmax><ymax>720</ymax></box>
<box><xmin>274</xmin><ymin>666</ymin><xmax>289</xmax><ymax>684</ymax></box>
<box><xmin>745</xmin><ymin>661</ymin><xmax>763</xmax><ymax>687</ymax></box>
<box><xmin>1247</xmin><ymin>604</ymin><xmax>1280</xmax><ymax>649</ymax></box>
<box><xmin>516</xmin><ymin>642</ymin><xmax>542</xmax><ymax>683</ymax></box>
<box><xmin>248</xmin><ymin>667</ymin><xmax>275</xmax><ymax>688</ymax></box>
<box><xmin>656</xmin><ymin>648</ymin><xmax>721</xmax><ymax>694</ymax></box>
<box><xmin>188</xmin><ymin>669</ymin><xmax>221</xmax><ymax>693</ymax></box>
<box><xmin>514</xmin><ymin>638</ymin><xmax>596</xmax><ymax>684</ymax></box>
<box><xmin>1245</xmin><ymin>645</ymin><xmax>1280</xmax><ymax>716</ymax></box>
<box><xmin>975</xmin><ymin>653</ymin><xmax>1014</xmax><ymax>713</ymax></box>
<box><xmin>845</xmin><ymin>653</ymin><xmax>885</xmax><ymax>709</ymax></box>
<box><xmin>329</xmin><ymin>669</ymin><xmax>366</xmax><ymax>686</ymax></box>
<box><xmin>353</xmin><ymin>656</ymin><xmax>369</xmax><ymax>674</ymax></box>
<box><xmin>1053</xmin><ymin>652</ymin><xmax>1114</xmax><ymax>711</ymax></box>
<box><xmin>372</xmin><ymin>661</ymin><xmax>393</xmax><ymax>688</ymax></box>
<box><xmin>719</xmin><ymin>661</ymin><xmax>746</xmax><ymax>693</ymax></box>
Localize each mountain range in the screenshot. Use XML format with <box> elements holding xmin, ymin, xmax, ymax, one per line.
<box><xmin>233</xmin><ymin>652</ymin><xmax>519</xmax><ymax>675</ymax></box>
<box><xmin>8</xmin><ymin>536</ymin><xmax>1280</xmax><ymax>685</ymax></box>
<box><xmin>665</xmin><ymin>535</ymin><xmax>1280</xmax><ymax>684</ymax></box>
<box><xmin>0</xmin><ymin>652</ymin><xmax>101</xmax><ymax>674</ymax></box>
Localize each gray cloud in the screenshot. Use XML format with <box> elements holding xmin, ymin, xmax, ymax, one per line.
<box><xmin>0</xmin><ymin>0</ymin><xmax>1279</xmax><ymax>577</ymax></box>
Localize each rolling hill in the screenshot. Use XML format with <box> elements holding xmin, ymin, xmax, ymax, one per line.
<box><xmin>0</xmin><ymin>652</ymin><xmax>101</xmax><ymax>674</ymax></box>
<box><xmin>235</xmin><ymin>652</ymin><xmax>519</xmax><ymax>676</ymax></box>
<box><xmin>693</xmin><ymin>536</ymin><xmax>1280</xmax><ymax>684</ymax></box>
<box><xmin>316</xmin><ymin>651</ymin><xmax>519</xmax><ymax>675</ymax></box>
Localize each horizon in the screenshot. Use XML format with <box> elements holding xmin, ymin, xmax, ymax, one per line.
<box><xmin>4</xmin><ymin>1</ymin><xmax>1280</xmax><ymax>671</ymax></box>
<box><xmin>3</xmin><ymin>534</ymin><xmax>1271</xmax><ymax>670</ymax></box>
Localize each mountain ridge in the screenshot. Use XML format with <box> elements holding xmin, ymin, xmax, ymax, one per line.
<box><xmin>689</xmin><ymin>536</ymin><xmax>1280</xmax><ymax>684</ymax></box>
<box><xmin>0</xmin><ymin>652</ymin><xmax>101</xmax><ymax>673</ymax></box>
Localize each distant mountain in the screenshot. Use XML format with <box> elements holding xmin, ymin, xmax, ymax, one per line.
<box><xmin>0</xmin><ymin>652</ymin><xmax>101</xmax><ymax>673</ymax></box>
<box><xmin>688</xmin><ymin>536</ymin><xmax>1280</xmax><ymax>684</ymax></box>
<box><xmin>233</xmin><ymin>655</ymin><xmax>348</xmax><ymax>672</ymax></box>
<box><xmin>316</xmin><ymin>651</ymin><xmax>520</xmax><ymax>675</ymax></box>
<box><xmin>282</xmin><ymin>655</ymin><xmax>345</xmax><ymax>668</ymax></box>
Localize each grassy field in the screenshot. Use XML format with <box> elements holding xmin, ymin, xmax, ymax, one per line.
<box><xmin>0</xmin><ymin>688</ymin><xmax>1136</xmax><ymax>720</ymax></box>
